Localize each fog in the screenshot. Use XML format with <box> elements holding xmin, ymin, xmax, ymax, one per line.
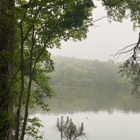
<box><xmin>49</xmin><ymin>0</ymin><xmax>139</xmax><ymax>62</ymax></box>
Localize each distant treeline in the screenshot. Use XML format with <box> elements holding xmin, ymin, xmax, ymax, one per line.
<box><xmin>49</xmin><ymin>55</ymin><xmax>130</xmax><ymax>87</ymax></box>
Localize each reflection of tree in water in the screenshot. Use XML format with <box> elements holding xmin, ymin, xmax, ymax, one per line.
<box><xmin>30</xmin><ymin>86</ymin><xmax>140</xmax><ymax>114</ymax></box>
<box><xmin>55</xmin><ymin>116</ymin><xmax>86</xmax><ymax>140</ymax></box>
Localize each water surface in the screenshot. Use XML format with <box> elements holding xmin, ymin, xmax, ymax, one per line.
<box><xmin>30</xmin><ymin>86</ymin><xmax>140</xmax><ymax>140</ymax></box>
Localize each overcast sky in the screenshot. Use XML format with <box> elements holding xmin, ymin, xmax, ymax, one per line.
<box><xmin>49</xmin><ymin>0</ymin><xmax>139</xmax><ymax>62</ymax></box>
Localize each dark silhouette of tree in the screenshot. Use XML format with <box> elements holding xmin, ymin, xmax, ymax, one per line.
<box><xmin>56</xmin><ymin>116</ymin><xmax>86</xmax><ymax>140</ymax></box>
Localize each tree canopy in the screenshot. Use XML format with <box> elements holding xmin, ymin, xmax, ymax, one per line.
<box><xmin>49</xmin><ymin>56</ymin><xmax>130</xmax><ymax>87</ymax></box>
<box><xmin>0</xmin><ymin>0</ymin><xmax>140</xmax><ymax>140</ymax></box>
<box><xmin>102</xmin><ymin>0</ymin><xmax>140</xmax><ymax>28</ymax></box>
<box><xmin>0</xmin><ymin>0</ymin><xmax>95</xmax><ymax>139</ymax></box>
<box><xmin>101</xmin><ymin>0</ymin><xmax>140</xmax><ymax>97</ymax></box>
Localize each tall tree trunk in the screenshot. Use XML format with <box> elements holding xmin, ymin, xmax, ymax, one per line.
<box><xmin>0</xmin><ymin>0</ymin><xmax>15</xmax><ymax>139</ymax></box>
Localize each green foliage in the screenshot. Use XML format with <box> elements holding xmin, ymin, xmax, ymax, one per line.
<box><xmin>11</xmin><ymin>0</ymin><xmax>95</xmax><ymax>139</ymax></box>
<box><xmin>100</xmin><ymin>0</ymin><xmax>140</xmax><ymax>96</ymax></box>
<box><xmin>119</xmin><ymin>59</ymin><xmax>140</xmax><ymax>96</ymax></box>
<box><xmin>49</xmin><ymin>56</ymin><xmax>130</xmax><ymax>87</ymax></box>
<box><xmin>0</xmin><ymin>111</ymin><xmax>14</xmax><ymax>129</ymax></box>
<box><xmin>14</xmin><ymin>1</ymin><xmax>94</xmax><ymax>98</ymax></box>
<box><xmin>3</xmin><ymin>0</ymin><xmax>140</xmax><ymax>139</ymax></box>
<box><xmin>101</xmin><ymin>0</ymin><xmax>140</xmax><ymax>28</ymax></box>
<box><xmin>26</xmin><ymin>117</ymin><xmax>44</xmax><ymax>140</ymax></box>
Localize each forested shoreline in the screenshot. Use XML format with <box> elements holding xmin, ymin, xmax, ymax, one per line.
<box><xmin>49</xmin><ymin>55</ymin><xmax>130</xmax><ymax>87</ymax></box>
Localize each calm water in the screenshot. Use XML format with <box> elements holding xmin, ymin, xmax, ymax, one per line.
<box><xmin>30</xmin><ymin>86</ymin><xmax>140</xmax><ymax>140</ymax></box>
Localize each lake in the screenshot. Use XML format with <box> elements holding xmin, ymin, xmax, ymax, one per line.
<box><xmin>30</xmin><ymin>86</ymin><xmax>140</xmax><ymax>140</ymax></box>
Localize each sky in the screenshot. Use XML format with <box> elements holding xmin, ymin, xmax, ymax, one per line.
<box><xmin>49</xmin><ymin>0</ymin><xmax>139</xmax><ymax>62</ymax></box>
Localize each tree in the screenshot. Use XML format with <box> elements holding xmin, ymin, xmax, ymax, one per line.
<box><xmin>1</xmin><ymin>0</ymin><xmax>139</xmax><ymax>139</ymax></box>
<box><xmin>100</xmin><ymin>0</ymin><xmax>140</xmax><ymax>95</ymax></box>
<box><xmin>101</xmin><ymin>0</ymin><xmax>140</xmax><ymax>28</ymax></box>
<box><xmin>56</xmin><ymin>116</ymin><xmax>86</xmax><ymax>140</ymax></box>
<box><xmin>0</xmin><ymin>0</ymin><xmax>15</xmax><ymax>139</ymax></box>
<box><xmin>0</xmin><ymin>0</ymin><xmax>95</xmax><ymax>139</ymax></box>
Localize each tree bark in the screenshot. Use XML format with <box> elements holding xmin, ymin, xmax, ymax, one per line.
<box><xmin>0</xmin><ymin>0</ymin><xmax>15</xmax><ymax>139</ymax></box>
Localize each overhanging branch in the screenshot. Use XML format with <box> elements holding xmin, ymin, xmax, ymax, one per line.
<box><xmin>102</xmin><ymin>0</ymin><xmax>120</xmax><ymax>6</ymax></box>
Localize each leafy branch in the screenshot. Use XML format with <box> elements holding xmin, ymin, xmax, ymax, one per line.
<box><xmin>115</xmin><ymin>32</ymin><xmax>140</xmax><ymax>95</ymax></box>
<box><xmin>102</xmin><ymin>0</ymin><xmax>121</xmax><ymax>6</ymax></box>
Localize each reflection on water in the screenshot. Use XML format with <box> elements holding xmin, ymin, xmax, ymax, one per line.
<box><xmin>30</xmin><ymin>86</ymin><xmax>140</xmax><ymax>114</ymax></box>
<box><xmin>32</xmin><ymin>111</ymin><xmax>140</xmax><ymax>140</ymax></box>
<box><xmin>30</xmin><ymin>86</ymin><xmax>140</xmax><ymax>140</ymax></box>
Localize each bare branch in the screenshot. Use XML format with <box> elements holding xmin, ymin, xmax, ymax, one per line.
<box><xmin>114</xmin><ymin>43</ymin><xmax>137</xmax><ymax>60</ymax></box>
<box><xmin>115</xmin><ymin>33</ymin><xmax>140</xmax><ymax>90</ymax></box>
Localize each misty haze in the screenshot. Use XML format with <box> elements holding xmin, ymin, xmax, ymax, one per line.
<box><xmin>1</xmin><ymin>0</ymin><xmax>140</xmax><ymax>139</ymax></box>
<box><xmin>29</xmin><ymin>1</ymin><xmax>140</xmax><ymax>140</ymax></box>
<box><xmin>30</xmin><ymin>56</ymin><xmax>140</xmax><ymax>140</ymax></box>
